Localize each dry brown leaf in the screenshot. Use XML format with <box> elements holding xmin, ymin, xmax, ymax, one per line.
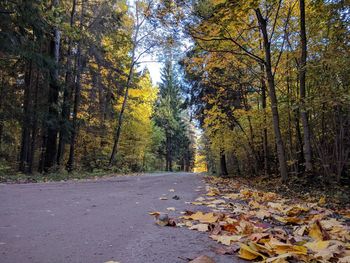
<box><xmin>210</xmin><ymin>234</ymin><xmax>242</xmax><ymax>245</ymax></box>
<box><xmin>265</xmin><ymin>253</ymin><xmax>293</xmax><ymax>263</ymax></box>
<box><xmin>189</xmin><ymin>255</ymin><xmax>216</xmax><ymax>263</ymax></box>
<box><xmin>285</xmin><ymin>206</ymin><xmax>309</xmax><ymax>216</ymax></box>
<box><xmin>148</xmin><ymin>211</ymin><xmax>160</xmax><ymax>216</ymax></box>
<box><xmin>222</xmin><ymin>223</ymin><xmax>238</xmax><ymax>233</ymax></box>
<box><xmin>304</xmin><ymin>240</ymin><xmax>330</xmax><ymax>252</ymax></box>
<box><xmin>338</xmin><ymin>256</ymin><xmax>350</xmax><ymax>263</ymax></box>
<box><xmin>190</xmin><ymin>223</ymin><xmax>209</xmax><ymax>232</ymax></box>
<box><xmin>254</xmin><ymin>209</ymin><xmax>272</xmax><ymax>219</ymax></box>
<box><xmin>274</xmin><ymin>216</ymin><xmax>303</xmax><ymax>225</ymax></box>
<box><xmin>267</xmin><ymin>202</ymin><xmax>285</xmax><ymax>211</ymax></box>
<box><xmin>213</xmin><ymin>245</ymin><xmax>239</xmax><ymax>255</ymax></box>
<box><xmin>294</xmin><ymin>225</ymin><xmax>307</xmax><ymax>236</ymax></box>
<box><xmin>313</xmin><ymin>242</ymin><xmax>343</xmax><ymax>261</ymax></box>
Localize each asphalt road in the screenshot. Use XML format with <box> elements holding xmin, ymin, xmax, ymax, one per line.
<box><xmin>0</xmin><ymin>173</ymin><xmax>241</xmax><ymax>263</ymax></box>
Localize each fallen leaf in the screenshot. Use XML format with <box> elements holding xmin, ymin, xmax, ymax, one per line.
<box><xmin>304</xmin><ymin>240</ymin><xmax>330</xmax><ymax>252</ymax></box>
<box><xmin>190</xmin><ymin>223</ymin><xmax>209</xmax><ymax>232</ymax></box>
<box><xmin>318</xmin><ymin>196</ymin><xmax>326</xmax><ymax>205</ymax></box>
<box><xmin>238</xmin><ymin>243</ymin><xmax>265</xmax><ymax>260</ymax></box>
<box><xmin>267</xmin><ymin>239</ymin><xmax>308</xmax><ymax>255</ymax></box>
<box><xmin>210</xmin><ymin>234</ymin><xmax>242</xmax><ymax>245</ymax></box>
<box><xmin>309</xmin><ymin>220</ymin><xmax>329</xmax><ymax>241</ymax></box>
<box><xmin>148</xmin><ymin>211</ymin><xmax>160</xmax><ymax>216</ymax></box>
<box><xmin>274</xmin><ymin>216</ymin><xmax>303</xmax><ymax>225</ymax></box>
<box><xmin>285</xmin><ymin>206</ymin><xmax>309</xmax><ymax>216</ymax></box>
<box><xmin>166</xmin><ymin>207</ymin><xmax>175</xmax><ymax>211</ymax></box>
<box><xmin>222</xmin><ymin>223</ymin><xmax>238</xmax><ymax>233</ymax></box>
<box><xmin>265</xmin><ymin>253</ymin><xmax>293</xmax><ymax>263</ymax></box>
<box><xmin>189</xmin><ymin>255</ymin><xmax>216</xmax><ymax>263</ymax></box>
<box><xmin>213</xmin><ymin>244</ymin><xmax>239</xmax><ymax>255</ymax></box>
<box><xmin>159</xmin><ymin>197</ymin><xmax>168</xmax><ymax>200</ymax></box>
<box><xmin>206</xmin><ymin>188</ymin><xmax>220</xmax><ymax>196</ymax></box>
<box><xmin>339</xmin><ymin>256</ymin><xmax>350</xmax><ymax>263</ymax></box>
<box><xmin>183</xmin><ymin>211</ymin><xmax>219</xmax><ymax>223</ymax></box>
<box><xmin>313</xmin><ymin>242</ymin><xmax>343</xmax><ymax>261</ymax></box>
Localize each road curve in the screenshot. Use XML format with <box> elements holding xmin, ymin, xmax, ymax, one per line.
<box><xmin>0</xmin><ymin>173</ymin><xmax>242</xmax><ymax>263</ymax></box>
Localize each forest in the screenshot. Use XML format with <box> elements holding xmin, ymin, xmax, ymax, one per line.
<box><xmin>0</xmin><ymin>0</ymin><xmax>349</xmax><ymax>185</ymax></box>
<box><xmin>1</xmin><ymin>1</ymin><xmax>350</xmax><ymax>263</ymax></box>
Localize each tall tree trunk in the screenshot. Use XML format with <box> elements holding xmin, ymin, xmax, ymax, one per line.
<box><xmin>220</xmin><ymin>149</ymin><xmax>228</xmax><ymax>177</ymax></box>
<box><xmin>44</xmin><ymin>0</ymin><xmax>61</xmax><ymax>171</ymax></box>
<box><xmin>66</xmin><ymin>47</ymin><xmax>82</xmax><ymax>172</ymax></box>
<box><xmin>109</xmin><ymin>50</ymin><xmax>137</xmax><ymax>166</ymax></box>
<box><xmin>28</xmin><ymin>71</ymin><xmax>40</xmax><ymax>174</ymax></box>
<box><xmin>109</xmin><ymin>2</ymin><xmax>145</xmax><ymax>166</ymax></box>
<box><xmin>294</xmin><ymin>74</ymin><xmax>305</xmax><ymax>173</ymax></box>
<box><xmin>19</xmin><ymin>61</ymin><xmax>33</xmax><ymax>173</ymax></box>
<box><xmin>57</xmin><ymin>0</ymin><xmax>76</xmax><ymax>166</ymax></box>
<box><xmin>169</xmin><ymin>135</ymin><xmax>173</xmax><ymax>171</ymax></box>
<box><xmin>260</xmin><ymin>65</ymin><xmax>269</xmax><ymax>176</ymax></box>
<box><xmin>286</xmin><ymin>58</ymin><xmax>296</xmax><ymax>174</ymax></box>
<box><xmin>109</xmin><ymin>72</ymin><xmax>133</xmax><ymax>166</ymax></box>
<box><xmin>256</xmin><ymin>9</ymin><xmax>288</xmax><ymax>181</ymax></box>
<box><xmin>67</xmin><ymin>0</ymin><xmax>85</xmax><ymax>172</ymax></box>
<box><xmin>0</xmin><ymin>75</ymin><xmax>3</xmax><ymax>153</ymax></box>
<box><xmin>299</xmin><ymin>0</ymin><xmax>313</xmax><ymax>172</ymax></box>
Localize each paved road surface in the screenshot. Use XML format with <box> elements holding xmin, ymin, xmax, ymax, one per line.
<box><xmin>0</xmin><ymin>173</ymin><xmax>242</xmax><ymax>263</ymax></box>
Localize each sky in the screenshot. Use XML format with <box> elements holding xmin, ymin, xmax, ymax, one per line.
<box><xmin>141</xmin><ymin>55</ymin><xmax>162</xmax><ymax>85</ymax></box>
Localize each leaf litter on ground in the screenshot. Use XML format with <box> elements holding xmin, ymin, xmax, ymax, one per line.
<box><xmin>149</xmin><ymin>176</ymin><xmax>350</xmax><ymax>262</ymax></box>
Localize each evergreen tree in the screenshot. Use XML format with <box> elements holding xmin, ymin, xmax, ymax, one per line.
<box><xmin>154</xmin><ymin>61</ymin><xmax>194</xmax><ymax>171</ymax></box>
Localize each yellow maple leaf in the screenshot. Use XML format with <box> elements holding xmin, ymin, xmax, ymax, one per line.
<box><xmin>304</xmin><ymin>240</ymin><xmax>330</xmax><ymax>252</ymax></box>
<box><xmin>267</xmin><ymin>238</ymin><xmax>307</xmax><ymax>255</ymax></box>
<box><xmin>210</xmin><ymin>234</ymin><xmax>242</xmax><ymax>245</ymax></box>
<box><xmin>309</xmin><ymin>221</ymin><xmax>324</xmax><ymax>241</ymax></box>
<box><xmin>238</xmin><ymin>243</ymin><xmax>266</xmax><ymax>260</ymax></box>
<box><xmin>183</xmin><ymin>211</ymin><xmax>219</xmax><ymax>223</ymax></box>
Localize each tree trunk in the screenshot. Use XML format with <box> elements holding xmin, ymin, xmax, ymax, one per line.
<box><xmin>19</xmin><ymin>61</ymin><xmax>33</xmax><ymax>173</ymax></box>
<box><xmin>0</xmin><ymin>74</ymin><xmax>4</xmax><ymax>153</ymax></box>
<box><xmin>57</xmin><ymin>0</ymin><xmax>76</xmax><ymax>166</ymax></box>
<box><xmin>108</xmin><ymin>72</ymin><xmax>133</xmax><ymax>166</ymax></box>
<box><xmin>256</xmin><ymin>9</ymin><xmax>288</xmax><ymax>181</ymax></box>
<box><xmin>44</xmin><ymin>0</ymin><xmax>61</xmax><ymax>172</ymax></box>
<box><xmin>28</xmin><ymin>71</ymin><xmax>40</xmax><ymax>174</ymax></box>
<box><xmin>299</xmin><ymin>0</ymin><xmax>313</xmax><ymax>172</ymax></box>
<box><xmin>169</xmin><ymin>135</ymin><xmax>173</xmax><ymax>171</ymax></box>
<box><xmin>67</xmin><ymin>0</ymin><xmax>85</xmax><ymax>172</ymax></box>
<box><xmin>260</xmin><ymin>65</ymin><xmax>269</xmax><ymax>176</ymax></box>
<box><xmin>109</xmin><ymin>2</ymin><xmax>145</xmax><ymax>167</ymax></box>
<box><xmin>220</xmin><ymin>150</ymin><xmax>228</xmax><ymax>177</ymax></box>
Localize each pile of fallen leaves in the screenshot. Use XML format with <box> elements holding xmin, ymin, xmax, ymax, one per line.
<box><xmin>150</xmin><ymin>177</ymin><xmax>350</xmax><ymax>262</ymax></box>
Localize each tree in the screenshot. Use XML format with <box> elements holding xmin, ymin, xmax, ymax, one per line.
<box><xmin>109</xmin><ymin>0</ymin><xmax>158</xmax><ymax>166</ymax></box>
<box><xmin>154</xmin><ymin>61</ymin><xmax>194</xmax><ymax>171</ymax></box>
<box><xmin>298</xmin><ymin>0</ymin><xmax>312</xmax><ymax>172</ymax></box>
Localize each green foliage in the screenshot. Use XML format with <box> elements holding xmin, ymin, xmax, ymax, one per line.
<box><xmin>153</xmin><ymin>61</ymin><xmax>195</xmax><ymax>171</ymax></box>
